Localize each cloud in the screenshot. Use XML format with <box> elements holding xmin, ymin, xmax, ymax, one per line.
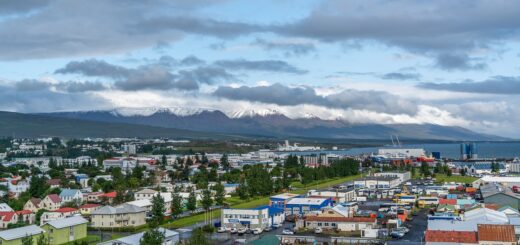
<box><xmin>0</xmin><ymin>0</ymin><xmax>51</xmax><ymax>15</ymax></box>
<box><xmin>214</xmin><ymin>59</ymin><xmax>307</xmax><ymax>74</ymax></box>
<box><xmin>381</xmin><ymin>72</ymin><xmax>421</xmax><ymax>81</ymax></box>
<box><xmin>434</xmin><ymin>53</ymin><xmax>487</xmax><ymax>71</ymax></box>
<box><xmin>213</xmin><ymin>83</ymin><xmax>417</xmax><ymax>115</ymax></box>
<box><xmin>274</xmin><ymin>0</ymin><xmax>520</xmax><ymax>56</ymax></box>
<box><xmin>55</xmin><ymin>59</ymin><xmax>236</xmax><ymax>91</ymax></box>
<box><xmin>14</xmin><ymin>79</ymin><xmax>51</xmax><ymax>91</ymax></box>
<box><xmin>252</xmin><ymin>38</ymin><xmax>316</xmax><ymax>56</ymax></box>
<box><xmin>180</xmin><ymin>55</ymin><xmax>205</xmax><ymax>66</ymax></box>
<box><xmin>418</xmin><ymin>76</ymin><xmax>520</xmax><ymax>94</ymax></box>
<box><xmin>57</xmin><ymin>81</ymin><xmax>106</xmax><ymax>93</ymax></box>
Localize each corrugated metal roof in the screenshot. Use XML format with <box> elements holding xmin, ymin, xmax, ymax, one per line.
<box><xmin>92</xmin><ymin>203</ymin><xmax>145</xmax><ymax>215</ymax></box>
<box><xmin>478</xmin><ymin>224</ymin><xmax>516</xmax><ymax>242</ymax></box>
<box><xmin>425</xmin><ymin>230</ymin><xmax>477</xmax><ymax>243</ymax></box>
<box><xmin>45</xmin><ymin>216</ymin><xmax>88</xmax><ymax>229</ymax></box>
<box><xmin>0</xmin><ymin>225</ymin><xmax>45</xmax><ymax>240</ymax></box>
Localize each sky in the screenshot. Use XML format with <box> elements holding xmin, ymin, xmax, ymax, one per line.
<box><xmin>1</xmin><ymin>0</ymin><xmax>520</xmax><ymax>137</ymax></box>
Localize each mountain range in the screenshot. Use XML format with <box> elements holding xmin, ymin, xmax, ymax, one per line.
<box><xmin>34</xmin><ymin>107</ymin><xmax>505</xmax><ymax>141</ymax></box>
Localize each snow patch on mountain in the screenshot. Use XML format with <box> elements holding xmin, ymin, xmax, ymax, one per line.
<box><xmin>228</xmin><ymin>109</ymin><xmax>282</xmax><ymax>118</ymax></box>
<box><xmin>110</xmin><ymin>107</ymin><xmax>215</xmax><ymax>117</ymax></box>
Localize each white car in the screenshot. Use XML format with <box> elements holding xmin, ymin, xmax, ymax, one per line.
<box><xmin>314</xmin><ymin>227</ymin><xmax>323</xmax><ymax>234</ymax></box>
<box><xmin>230</xmin><ymin>228</ymin><xmax>238</xmax><ymax>234</ymax></box>
<box><xmin>252</xmin><ymin>228</ymin><xmax>263</xmax><ymax>235</ymax></box>
<box><xmin>217</xmin><ymin>227</ymin><xmax>227</xmax><ymax>233</ymax></box>
<box><xmin>237</xmin><ymin>228</ymin><xmax>247</xmax><ymax>235</ymax></box>
<box><xmin>272</xmin><ymin>223</ymin><xmax>282</xmax><ymax>229</ymax></box>
<box><xmin>282</xmin><ymin>229</ymin><xmax>294</xmax><ymax>235</ymax></box>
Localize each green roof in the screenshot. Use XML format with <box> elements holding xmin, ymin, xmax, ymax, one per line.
<box><xmin>249</xmin><ymin>235</ymin><xmax>280</xmax><ymax>245</ymax></box>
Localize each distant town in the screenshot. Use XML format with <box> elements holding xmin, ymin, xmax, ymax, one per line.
<box><xmin>0</xmin><ymin>137</ymin><xmax>519</xmax><ymax>244</ymax></box>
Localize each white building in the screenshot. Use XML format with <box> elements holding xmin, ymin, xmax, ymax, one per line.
<box><xmin>221</xmin><ymin>207</ymin><xmax>270</xmax><ymax>230</ymax></box>
<box><xmin>374</xmin><ymin>172</ymin><xmax>411</xmax><ymax>183</ymax></box>
<box><xmin>354</xmin><ymin>176</ymin><xmax>401</xmax><ymax>189</ymax></box>
<box><xmin>377</xmin><ymin>148</ymin><xmax>425</xmax><ymax>158</ymax></box>
<box><xmin>99</xmin><ymin>228</ymin><xmax>179</xmax><ymax>245</ymax></box>
<box><xmin>473</xmin><ymin>176</ymin><xmax>520</xmax><ymax>188</ymax></box>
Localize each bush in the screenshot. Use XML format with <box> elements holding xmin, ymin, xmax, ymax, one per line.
<box><xmin>201</xmin><ymin>224</ymin><xmax>215</xmax><ymax>233</ymax></box>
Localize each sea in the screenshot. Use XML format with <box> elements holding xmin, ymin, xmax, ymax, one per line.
<box><xmin>276</xmin><ymin>142</ymin><xmax>520</xmax><ymax>159</ymax></box>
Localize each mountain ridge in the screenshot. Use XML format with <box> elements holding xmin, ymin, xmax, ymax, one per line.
<box><xmin>38</xmin><ymin>108</ymin><xmax>506</xmax><ymax>141</ymax></box>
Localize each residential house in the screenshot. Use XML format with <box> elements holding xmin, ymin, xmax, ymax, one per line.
<box><xmin>24</xmin><ymin>198</ymin><xmax>42</xmax><ymax>213</ymax></box>
<box><xmin>134</xmin><ymin>189</ymin><xmax>157</xmax><ymax>200</ymax></box>
<box><xmin>84</xmin><ymin>192</ymin><xmax>104</xmax><ymax>203</ymax></box>
<box><xmin>41</xmin><ymin>216</ymin><xmax>88</xmax><ymax>245</ymax></box>
<box><xmin>0</xmin><ymin>203</ymin><xmax>13</xmax><ymax>212</ymax></box>
<box><xmin>79</xmin><ymin>203</ymin><xmax>101</xmax><ymax>216</ymax></box>
<box><xmin>0</xmin><ymin>225</ymin><xmax>46</xmax><ymax>245</ymax></box>
<box><xmin>98</xmin><ymin>228</ymin><xmax>179</xmax><ymax>245</ymax></box>
<box><xmin>224</xmin><ymin>183</ymin><xmax>239</xmax><ymax>195</ymax></box>
<box><xmin>40</xmin><ymin>194</ymin><xmax>62</xmax><ymax>211</ymax></box>
<box><xmin>40</xmin><ymin>208</ymin><xmax>79</xmax><ymax>225</ymax></box>
<box><xmin>91</xmin><ymin>204</ymin><xmax>146</xmax><ymax>228</ymax></box>
<box><xmin>59</xmin><ymin>189</ymin><xmax>83</xmax><ymax>205</ymax></box>
<box><xmin>477</xmin><ymin>224</ymin><xmax>516</xmax><ymax>245</ymax></box>
<box><xmin>0</xmin><ymin>210</ymin><xmax>35</xmax><ymax>229</ymax></box>
<box><xmin>47</xmin><ymin>179</ymin><xmax>61</xmax><ymax>189</ymax></box>
<box><xmin>7</xmin><ymin>179</ymin><xmax>29</xmax><ymax>198</ymax></box>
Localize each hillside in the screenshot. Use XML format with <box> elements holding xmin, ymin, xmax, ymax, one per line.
<box><xmin>0</xmin><ymin>111</ymin><xmax>226</xmax><ymax>139</ymax></box>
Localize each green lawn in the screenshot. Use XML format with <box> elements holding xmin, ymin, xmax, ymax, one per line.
<box><xmin>163</xmin><ymin>174</ymin><xmax>363</xmax><ymax>229</ymax></box>
<box><xmin>434</xmin><ymin>174</ymin><xmax>477</xmax><ymax>184</ymax></box>
<box><xmin>64</xmin><ymin>235</ymin><xmax>100</xmax><ymax>245</ymax></box>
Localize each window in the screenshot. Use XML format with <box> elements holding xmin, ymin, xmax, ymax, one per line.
<box><xmin>332</xmin><ymin>223</ymin><xmax>336</xmax><ymax>227</ymax></box>
<box><xmin>317</xmin><ymin>222</ymin><xmax>322</xmax><ymax>227</ymax></box>
<box><xmin>324</xmin><ymin>223</ymin><xmax>329</xmax><ymax>227</ymax></box>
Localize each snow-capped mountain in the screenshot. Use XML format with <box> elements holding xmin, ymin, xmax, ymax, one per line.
<box><xmin>39</xmin><ymin>107</ymin><xmax>503</xmax><ymax>140</ymax></box>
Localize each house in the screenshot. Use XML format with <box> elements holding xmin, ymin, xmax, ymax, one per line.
<box><xmin>47</xmin><ymin>179</ymin><xmax>61</xmax><ymax>189</ymax></box>
<box><xmin>221</xmin><ymin>206</ymin><xmax>270</xmax><ymax>230</ymax></box>
<box><xmin>285</xmin><ymin>197</ymin><xmax>332</xmax><ymax>216</ymax></box>
<box><xmin>7</xmin><ymin>179</ymin><xmax>29</xmax><ymax>197</ymax></box>
<box><xmin>269</xmin><ymin>193</ymin><xmax>300</xmax><ymax>209</ymax></box>
<box><xmin>134</xmin><ymin>189</ymin><xmax>157</xmax><ymax>200</ymax></box>
<box><xmin>310</xmin><ymin>203</ymin><xmax>358</xmax><ymax>218</ymax></box>
<box><xmin>24</xmin><ymin>198</ymin><xmax>42</xmax><ymax>213</ymax></box>
<box><xmin>477</xmin><ymin>224</ymin><xmax>516</xmax><ymax>245</ymax></box>
<box><xmin>128</xmin><ymin>192</ymin><xmax>172</xmax><ymax>213</ymax></box>
<box><xmin>40</xmin><ymin>194</ymin><xmax>62</xmax><ymax>211</ymax></box>
<box><xmin>40</xmin><ymin>207</ymin><xmax>79</xmax><ymax>225</ymax></box>
<box><xmin>100</xmin><ymin>192</ymin><xmax>117</xmax><ymax>204</ymax></box>
<box><xmin>428</xmin><ymin>208</ymin><xmax>509</xmax><ymax>232</ymax></box>
<box><xmin>473</xmin><ymin>176</ymin><xmax>520</xmax><ymax>188</ymax></box>
<box><xmin>480</xmin><ymin>184</ymin><xmax>520</xmax><ymax>210</ymax></box>
<box><xmin>79</xmin><ymin>203</ymin><xmax>101</xmax><ymax>215</ymax></box>
<box><xmin>0</xmin><ymin>210</ymin><xmax>35</xmax><ymax>228</ymax></box>
<box><xmin>425</xmin><ymin>230</ymin><xmax>478</xmax><ymax>244</ymax></box>
<box><xmin>59</xmin><ymin>189</ymin><xmax>83</xmax><ymax>205</ymax></box>
<box><xmin>0</xmin><ymin>203</ymin><xmax>13</xmax><ymax>212</ymax></box>
<box><xmin>98</xmin><ymin>228</ymin><xmax>179</xmax><ymax>245</ymax></box>
<box><xmin>84</xmin><ymin>192</ymin><xmax>105</xmax><ymax>203</ymax></box>
<box><xmin>224</xmin><ymin>183</ymin><xmax>239</xmax><ymax>195</ymax></box>
<box><xmin>91</xmin><ymin>204</ymin><xmax>146</xmax><ymax>228</ymax></box>
<box><xmin>41</xmin><ymin>216</ymin><xmax>88</xmax><ymax>245</ymax></box>
<box><xmin>0</xmin><ymin>225</ymin><xmax>46</xmax><ymax>245</ymax></box>
<box><xmin>296</xmin><ymin>216</ymin><xmax>377</xmax><ymax>233</ymax></box>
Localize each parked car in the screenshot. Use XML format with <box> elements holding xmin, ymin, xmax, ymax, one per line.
<box><xmin>272</xmin><ymin>223</ymin><xmax>282</xmax><ymax>229</ymax></box>
<box><xmin>230</xmin><ymin>228</ymin><xmax>238</xmax><ymax>234</ymax></box>
<box><xmin>263</xmin><ymin>226</ymin><xmax>272</xmax><ymax>232</ymax></box>
<box><xmin>237</xmin><ymin>228</ymin><xmax>247</xmax><ymax>236</ymax></box>
<box><xmin>252</xmin><ymin>228</ymin><xmax>263</xmax><ymax>235</ymax></box>
<box><xmin>282</xmin><ymin>229</ymin><xmax>294</xmax><ymax>235</ymax></box>
<box><xmin>217</xmin><ymin>227</ymin><xmax>227</xmax><ymax>233</ymax></box>
<box><xmin>390</xmin><ymin>230</ymin><xmax>405</xmax><ymax>239</ymax></box>
<box><xmin>314</xmin><ymin>227</ymin><xmax>323</xmax><ymax>234</ymax></box>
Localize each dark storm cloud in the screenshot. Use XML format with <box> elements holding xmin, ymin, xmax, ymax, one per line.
<box><xmin>418</xmin><ymin>76</ymin><xmax>520</xmax><ymax>94</ymax></box>
<box><xmin>434</xmin><ymin>53</ymin><xmax>487</xmax><ymax>71</ymax></box>
<box><xmin>55</xmin><ymin>59</ymin><xmax>130</xmax><ymax>78</ymax></box>
<box><xmin>213</xmin><ymin>83</ymin><xmax>417</xmax><ymax>115</ymax></box>
<box><xmin>381</xmin><ymin>72</ymin><xmax>421</xmax><ymax>81</ymax></box>
<box><xmin>177</xmin><ymin>66</ymin><xmax>236</xmax><ymax>85</ymax></box>
<box><xmin>252</xmin><ymin>38</ymin><xmax>316</xmax><ymax>56</ymax></box>
<box><xmin>214</xmin><ymin>59</ymin><xmax>307</xmax><ymax>74</ymax></box>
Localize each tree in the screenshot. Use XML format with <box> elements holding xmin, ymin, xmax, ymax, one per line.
<box><xmin>161</xmin><ymin>155</ymin><xmax>167</xmax><ymax>169</ymax></box>
<box><xmin>187</xmin><ymin>190</ymin><xmax>197</xmax><ymax>213</ymax></box>
<box><xmin>140</xmin><ymin>227</ymin><xmax>165</xmax><ymax>245</ymax></box>
<box><xmin>29</xmin><ymin>175</ymin><xmax>49</xmax><ymax>198</ymax></box>
<box><xmin>213</xmin><ymin>183</ymin><xmax>225</xmax><ymax>206</ymax></box>
<box><xmin>220</xmin><ymin>154</ymin><xmax>230</xmax><ymax>171</ymax></box>
<box><xmin>187</xmin><ymin>228</ymin><xmax>210</xmax><ymax>245</ymax></box>
<box><xmin>150</xmin><ymin>194</ymin><xmax>165</xmax><ymax>226</ymax></box>
<box><xmin>411</xmin><ymin>166</ymin><xmax>416</xmax><ymax>177</ymax></box>
<box><xmin>170</xmin><ymin>193</ymin><xmax>183</xmax><ymax>219</ymax></box>
<box><xmin>201</xmin><ymin>188</ymin><xmax>213</xmax><ymax>211</ymax></box>
<box><xmin>460</xmin><ymin>168</ymin><xmax>466</xmax><ymax>176</ymax></box>
<box><xmin>37</xmin><ymin>233</ymin><xmax>47</xmax><ymax>245</ymax></box>
<box><xmin>21</xmin><ymin>234</ymin><xmax>33</xmax><ymax>245</ymax></box>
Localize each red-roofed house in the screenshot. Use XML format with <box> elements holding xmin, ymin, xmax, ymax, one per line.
<box><xmin>439</xmin><ymin>198</ymin><xmax>457</xmax><ymax>205</ymax></box>
<box><xmin>40</xmin><ymin>194</ymin><xmax>62</xmax><ymax>211</ymax></box>
<box><xmin>53</xmin><ymin>207</ymin><xmax>79</xmax><ymax>216</ymax></box>
<box><xmin>79</xmin><ymin>203</ymin><xmax>101</xmax><ymax>215</ymax></box>
<box><xmin>100</xmin><ymin>192</ymin><xmax>117</xmax><ymax>204</ymax></box>
<box><xmin>0</xmin><ymin>210</ymin><xmax>35</xmax><ymax>228</ymax></box>
<box><xmin>425</xmin><ymin>230</ymin><xmax>478</xmax><ymax>244</ymax></box>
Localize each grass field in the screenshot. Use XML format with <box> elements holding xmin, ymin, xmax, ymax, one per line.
<box><xmin>163</xmin><ymin>173</ymin><xmax>363</xmax><ymax>229</ymax></box>
<box><xmin>434</xmin><ymin>174</ymin><xmax>478</xmax><ymax>184</ymax></box>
